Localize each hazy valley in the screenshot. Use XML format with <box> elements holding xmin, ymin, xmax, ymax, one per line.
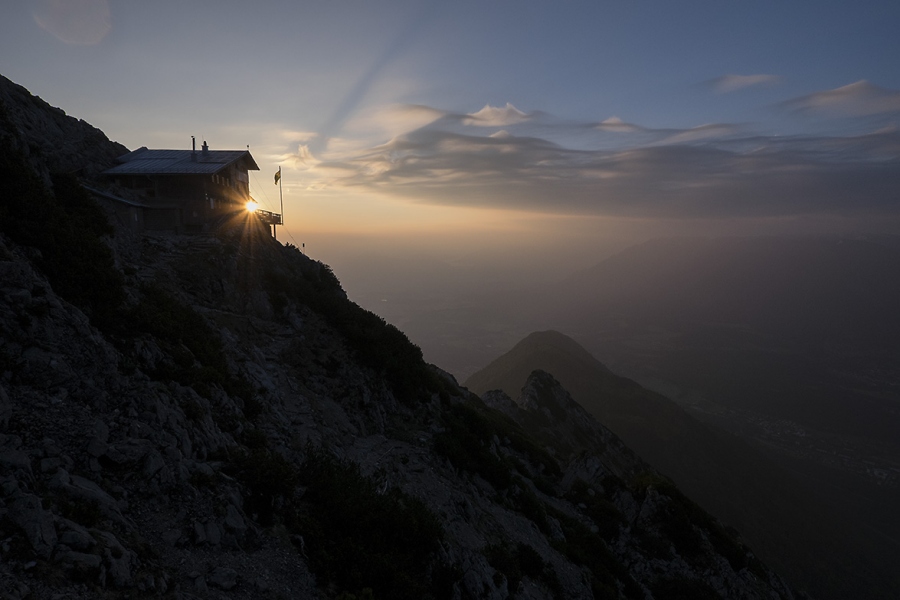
<box><xmin>345</xmin><ymin>236</ymin><xmax>900</xmax><ymax>599</ymax></box>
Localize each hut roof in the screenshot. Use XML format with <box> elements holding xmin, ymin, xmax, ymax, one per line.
<box><xmin>103</xmin><ymin>146</ymin><xmax>259</xmax><ymax>176</ymax></box>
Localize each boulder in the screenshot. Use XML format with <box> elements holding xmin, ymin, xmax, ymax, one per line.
<box><xmin>7</xmin><ymin>492</ymin><xmax>57</xmax><ymax>558</ymax></box>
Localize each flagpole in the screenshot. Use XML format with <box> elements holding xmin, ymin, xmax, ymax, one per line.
<box><xmin>271</xmin><ymin>166</ymin><xmax>283</xmax><ymax>240</ymax></box>
<box><xmin>277</xmin><ymin>166</ymin><xmax>283</xmax><ymax>242</ymax></box>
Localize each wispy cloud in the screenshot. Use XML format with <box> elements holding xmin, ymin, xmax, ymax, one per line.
<box><xmin>344</xmin><ymin>104</ymin><xmax>448</xmax><ymax>139</ymax></box>
<box><xmin>708</xmin><ymin>74</ymin><xmax>781</xmax><ymax>93</ymax></box>
<box><xmin>33</xmin><ymin>0</ymin><xmax>111</xmax><ymax>45</ymax></box>
<box><xmin>657</xmin><ymin>123</ymin><xmax>741</xmax><ymax>145</ymax></box>
<box><xmin>285</xmin><ymin>103</ymin><xmax>900</xmax><ymax>221</ymax></box>
<box><xmin>782</xmin><ymin>80</ymin><xmax>900</xmax><ymax>116</ymax></box>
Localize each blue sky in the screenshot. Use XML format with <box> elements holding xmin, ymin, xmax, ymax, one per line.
<box><xmin>3</xmin><ymin>0</ymin><xmax>900</xmax><ymax>261</ymax></box>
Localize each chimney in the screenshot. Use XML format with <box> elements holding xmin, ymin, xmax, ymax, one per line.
<box><xmin>201</xmin><ymin>140</ymin><xmax>209</xmax><ymax>155</ymax></box>
<box><xmin>191</xmin><ymin>136</ymin><xmax>196</xmax><ymax>162</ymax></box>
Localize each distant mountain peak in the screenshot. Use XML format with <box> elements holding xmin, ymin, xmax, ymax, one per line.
<box><xmin>465</xmin><ymin>330</ymin><xmax>612</xmax><ymax>400</ymax></box>
<box><xmin>466</xmin><ymin>327</ymin><xmax>889</xmax><ymax>600</ymax></box>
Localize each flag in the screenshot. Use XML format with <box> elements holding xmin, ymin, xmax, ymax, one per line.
<box><xmin>274</xmin><ymin>169</ymin><xmax>281</xmax><ymax>185</ymax></box>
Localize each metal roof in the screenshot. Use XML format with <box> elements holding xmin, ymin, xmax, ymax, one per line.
<box><xmin>102</xmin><ymin>147</ymin><xmax>260</xmax><ymax>176</ymax></box>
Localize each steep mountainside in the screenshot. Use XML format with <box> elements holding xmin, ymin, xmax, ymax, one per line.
<box><xmin>0</xmin><ymin>74</ymin><xmax>127</xmax><ymax>183</ymax></box>
<box><xmin>0</xmin><ymin>74</ymin><xmax>801</xmax><ymax>599</ymax></box>
<box><xmin>465</xmin><ymin>330</ymin><xmax>898</xmax><ymax>600</ymax></box>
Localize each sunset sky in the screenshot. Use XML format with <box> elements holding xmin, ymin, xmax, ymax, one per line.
<box><xmin>3</xmin><ymin>0</ymin><xmax>900</xmax><ymax>286</ymax></box>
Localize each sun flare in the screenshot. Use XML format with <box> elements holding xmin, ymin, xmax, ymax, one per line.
<box><xmin>245</xmin><ymin>200</ymin><xmax>259</xmax><ymax>213</ymax></box>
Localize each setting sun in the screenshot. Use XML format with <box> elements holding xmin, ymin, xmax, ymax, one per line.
<box><xmin>245</xmin><ymin>200</ymin><xmax>259</xmax><ymax>213</ymax></box>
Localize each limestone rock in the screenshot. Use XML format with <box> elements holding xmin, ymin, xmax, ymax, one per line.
<box><xmin>208</xmin><ymin>566</ymin><xmax>239</xmax><ymax>590</ymax></box>
<box><xmin>7</xmin><ymin>492</ymin><xmax>57</xmax><ymax>558</ymax></box>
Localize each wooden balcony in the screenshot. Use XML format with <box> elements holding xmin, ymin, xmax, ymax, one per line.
<box><xmin>253</xmin><ymin>208</ymin><xmax>282</xmax><ymax>226</ymax></box>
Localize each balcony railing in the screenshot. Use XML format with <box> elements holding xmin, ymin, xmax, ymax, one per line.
<box><xmin>254</xmin><ymin>208</ymin><xmax>282</xmax><ymax>226</ymax></box>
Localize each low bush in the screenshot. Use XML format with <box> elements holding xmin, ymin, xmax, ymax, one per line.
<box><xmin>565</xmin><ymin>479</ymin><xmax>625</xmax><ymax>542</ymax></box>
<box><xmin>240</xmin><ymin>428</ymin><xmax>268</xmax><ymax>449</ymax></box>
<box><xmin>485</xmin><ymin>542</ymin><xmax>561</xmax><ymax>598</ymax></box>
<box><xmin>509</xmin><ymin>479</ymin><xmax>551</xmax><ymax>534</ymax></box>
<box><xmin>433</xmin><ymin>402</ymin><xmax>513</xmax><ymax>490</ymax></box>
<box><xmin>120</xmin><ymin>284</ymin><xmax>256</xmax><ymax>405</ymax></box>
<box><xmin>548</xmin><ymin>507</ymin><xmax>643</xmax><ymax>600</ymax></box>
<box><xmin>649</xmin><ymin>575</ymin><xmax>720</xmax><ymax>600</ymax></box>
<box><xmin>289</xmin><ymin>451</ymin><xmax>448</xmax><ymax>600</ymax></box>
<box><xmin>434</xmin><ymin>399</ymin><xmax>562</xmax><ymax>493</ymax></box>
<box><xmin>229</xmin><ymin>448</ymin><xmax>298</xmax><ymax>526</ymax></box>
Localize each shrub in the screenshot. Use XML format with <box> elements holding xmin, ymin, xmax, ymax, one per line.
<box><xmin>548</xmin><ymin>507</ymin><xmax>643</xmax><ymax>600</ymax></box>
<box><xmin>509</xmin><ymin>479</ymin><xmax>551</xmax><ymax>534</ymax></box>
<box><xmin>121</xmin><ymin>284</ymin><xmax>256</xmax><ymax>406</ymax></box>
<box><xmin>126</xmin><ymin>284</ymin><xmax>226</xmax><ymax>372</ymax></box>
<box><xmin>54</xmin><ymin>496</ymin><xmax>104</xmax><ymax>528</ymax></box>
<box><xmin>649</xmin><ymin>575</ymin><xmax>720</xmax><ymax>600</ymax></box>
<box><xmin>565</xmin><ymin>479</ymin><xmax>624</xmax><ymax>542</ymax></box>
<box><xmin>290</xmin><ymin>451</ymin><xmax>447</xmax><ymax>600</ymax></box>
<box><xmin>434</xmin><ymin>400</ymin><xmax>561</xmax><ymax>492</ymax></box>
<box><xmin>484</xmin><ymin>542</ymin><xmax>560</xmax><ymax>598</ymax></box>
<box><xmin>433</xmin><ymin>402</ymin><xmax>513</xmax><ymax>490</ymax></box>
<box><xmin>181</xmin><ymin>397</ymin><xmax>206</xmax><ymax>422</ymax></box>
<box><xmin>241</xmin><ymin>428</ymin><xmax>269</xmax><ymax>449</ymax></box>
<box><xmin>229</xmin><ymin>448</ymin><xmax>298</xmax><ymax>526</ymax></box>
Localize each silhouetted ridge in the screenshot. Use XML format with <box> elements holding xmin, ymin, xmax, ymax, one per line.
<box><xmin>466</xmin><ymin>330</ymin><xmax>896</xmax><ymax>600</ymax></box>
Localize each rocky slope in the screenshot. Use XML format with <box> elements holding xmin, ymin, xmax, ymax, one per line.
<box><xmin>0</xmin><ymin>74</ymin><xmax>127</xmax><ymax>184</ymax></box>
<box><xmin>0</xmin><ymin>73</ymin><xmax>801</xmax><ymax>599</ymax></box>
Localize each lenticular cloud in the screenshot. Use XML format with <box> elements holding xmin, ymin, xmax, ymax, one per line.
<box><xmin>288</xmin><ymin>98</ymin><xmax>900</xmax><ymax>223</ymax></box>
<box><xmin>463</xmin><ymin>103</ymin><xmax>531</xmax><ymax>127</ymax></box>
